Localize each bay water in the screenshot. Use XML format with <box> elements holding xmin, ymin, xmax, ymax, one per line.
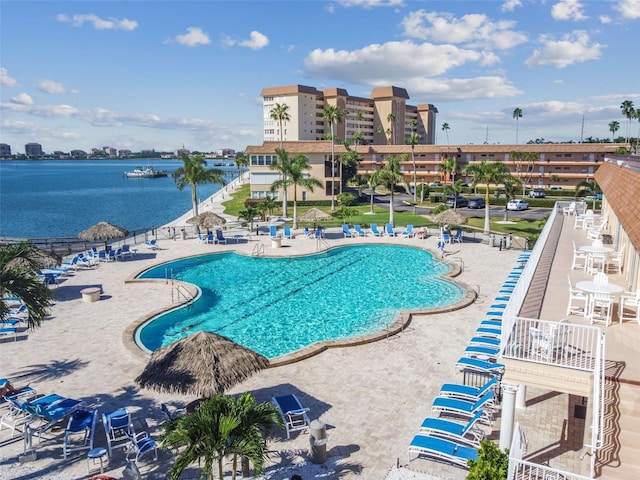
<box><xmin>0</xmin><ymin>159</ymin><xmax>238</xmax><ymax>239</ymax></box>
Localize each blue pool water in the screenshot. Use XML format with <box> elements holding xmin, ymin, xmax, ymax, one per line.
<box><xmin>136</xmin><ymin>245</ymin><xmax>465</xmax><ymax>358</ymax></box>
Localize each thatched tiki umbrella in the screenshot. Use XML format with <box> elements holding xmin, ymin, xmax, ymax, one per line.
<box><xmin>135</xmin><ymin>331</ymin><xmax>269</xmax><ymax>398</ymax></box>
<box><xmin>298</xmin><ymin>207</ymin><xmax>332</xmax><ymax>223</ymax></box>
<box><xmin>6</xmin><ymin>246</ymin><xmax>61</xmax><ymax>268</ymax></box>
<box><xmin>186</xmin><ymin>211</ymin><xmax>226</xmax><ymax>233</ymax></box>
<box><xmin>431</xmin><ymin>209</ymin><xmax>468</xmax><ymax>226</ymax></box>
<box><xmin>78</xmin><ymin>222</ymin><xmax>129</xmax><ymax>251</ymax></box>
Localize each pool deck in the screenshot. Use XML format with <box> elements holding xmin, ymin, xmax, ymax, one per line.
<box><xmin>0</xmin><ymin>189</ymin><xmax>524</xmax><ymax>479</ymax></box>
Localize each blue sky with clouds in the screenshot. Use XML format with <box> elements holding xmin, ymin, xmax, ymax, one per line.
<box><xmin>1</xmin><ymin>0</ymin><xmax>639</xmax><ymax>154</ymax></box>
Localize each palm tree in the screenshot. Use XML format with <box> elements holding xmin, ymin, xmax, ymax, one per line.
<box><xmin>510</xmin><ymin>150</ymin><xmax>538</xmax><ymax>196</ymax></box>
<box><xmin>172</xmin><ymin>153</ymin><xmax>227</xmax><ymax>217</ymax></box>
<box><xmin>441</xmin><ymin>123</ymin><xmax>450</xmax><ymax>144</ymax></box>
<box><xmin>238</xmin><ymin>204</ymin><xmax>260</xmax><ymax>231</ymax></box>
<box><xmin>269</xmin><ymin>148</ymin><xmax>295</xmax><ymax>217</ymax></box>
<box><xmin>608</xmin><ymin>120</ymin><xmax>620</xmax><ymax>142</ymax></box>
<box><xmin>233</xmin><ymin>154</ymin><xmax>249</xmax><ymax>183</ymax></box>
<box><xmin>0</xmin><ymin>243</ymin><xmax>53</xmax><ymax>330</ymax></box>
<box><xmin>407</xmin><ymin>128</ymin><xmax>421</xmax><ymax>203</ymax></box>
<box><xmin>463</xmin><ymin>160</ymin><xmax>511</xmax><ymax>235</ymax></box>
<box><xmin>440</xmin><ymin>156</ymin><xmax>458</xmax><ymax>185</ymax></box>
<box><xmin>620</xmin><ymin>100</ymin><xmax>635</xmax><ymax>144</ymax></box>
<box><xmin>371</xmin><ymin>154</ymin><xmax>409</xmax><ymax>226</ymax></box>
<box><xmin>269</xmin><ymin>103</ymin><xmax>290</xmax><ymax>149</ymax></box>
<box><xmin>376</xmin><ymin>125</ymin><xmax>386</xmax><ymax>144</ymax></box>
<box><xmin>284</xmin><ymin>154</ymin><xmax>322</xmax><ymax>229</ymax></box>
<box><xmin>387</xmin><ymin>112</ymin><xmax>396</xmax><ymax>145</ymax></box>
<box><xmin>513</xmin><ymin>108</ymin><xmax>523</xmax><ymax>144</ymax></box>
<box><xmin>323</xmin><ymin>105</ymin><xmax>346</xmax><ymax>211</ymax></box>
<box><xmin>633</xmin><ymin>108</ymin><xmax>640</xmax><ymax>154</ymax></box>
<box><xmin>353</xmin><ymin>130</ymin><xmax>364</xmax><ymax>146</ymax></box>
<box><xmin>354</xmin><ymin>111</ymin><xmax>364</xmax><ymax>145</ymax></box>
<box><xmin>443</xmin><ymin>179</ymin><xmax>465</xmax><ymax>210</ymax></box>
<box><xmin>576</xmin><ymin>178</ymin><xmax>600</xmax><ymax>210</ymax></box>
<box><xmin>501</xmin><ymin>176</ymin><xmax>522</xmax><ymax>221</ymax></box>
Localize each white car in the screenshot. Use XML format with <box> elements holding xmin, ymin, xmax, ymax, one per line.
<box><xmin>507</xmin><ymin>199</ymin><xmax>529</xmax><ymax>211</ymax></box>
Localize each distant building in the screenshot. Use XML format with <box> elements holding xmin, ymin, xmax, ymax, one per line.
<box><xmin>25</xmin><ymin>143</ymin><xmax>43</xmax><ymax>158</ymax></box>
<box><xmin>217</xmin><ymin>148</ymin><xmax>235</xmax><ymax>158</ymax></box>
<box><xmin>0</xmin><ymin>143</ymin><xmax>11</xmax><ymax>158</ymax></box>
<box><xmin>175</xmin><ymin>148</ymin><xmax>190</xmax><ymax>157</ymax></box>
<box><xmin>118</xmin><ymin>149</ymin><xmax>132</xmax><ymax>158</ymax></box>
<box><xmin>70</xmin><ymin>149</ymin><xmax>87</xmax><ymax>159</ymax></box>
<box><xmin>261</xmin><ymin>84</ymin><xmax>438</xmax><ymax>145</ymax></box>
<box><xmin>103</xmin><ymin>146</ymin><xmax>117</xmax><ymax>157</ymax></box>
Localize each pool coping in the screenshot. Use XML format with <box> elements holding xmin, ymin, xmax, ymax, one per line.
<box><xmin>122</xmin><ymin>244</ymin><xmax>477</xmax><ymax>366</ymax></box>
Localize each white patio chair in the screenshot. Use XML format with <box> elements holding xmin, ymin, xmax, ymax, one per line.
<box><xmin>588</xmin><ymin>292</ymin><xmax>614</xmax><ymax>326</ymax></box>
<box><xmin>593</xmin><ymin>272</ymin><xmax>609</xmax><ymax>285</ymax></box>
<box><xmin>562</xmin><ymin>202</ymin><xmax>576</xmax><ymax>216</ymax></box>
<box><xmin>571</xmin><ymin>242</ymin><xmax>587</xmax><ymax>271</ymax></box>
<box><xmin>619</xmin><ymin>291</ymin><xmax>640</xmax><ymax>324</ymax></box>
<box><xmin>607</xmin><ymin>247</ymin><xmax>624</xmax><ymax>274</ymax></box>
<box><xmin>587</xmin><ymin>252</ymin><xmax>607</xmax><ymax>274</ymax></box>
<box><xmin>566</xmin><ymin>276</ymin><xmax>588</xmax><ymax>317</ymax></box>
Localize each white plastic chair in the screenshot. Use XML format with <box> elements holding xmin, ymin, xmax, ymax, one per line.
<box><xmin>571</xmin><ymin>242</ymin><xmax>587</xmax><ymax>271</ymax></box>
<box><xmin>589</xmin><ymin>292</ymin><xmax>614</xmax><ymax>326</ymax></box>
<box><xmin>587</xmin><ymin>252</ymin><xmax>607</xmax><ymax>274</ymax></box>
<box><xmin>607</xmin><ymin>247</ymin><xmax>624</xmax><ymax>274</ymax></box>
<box><xmin>619</xmin><ymin>291</ymin><xmax>640</xmax><ymax>324</ymax></box>
<box><xmin>566</xmin><ymin>276</ymin><xmax>588</xmax><ymax>317</ymax></box>
<box><xmin>563</xmin><ymin>202</ymin><xmax>576</xmax><ymax>216</ymax></box>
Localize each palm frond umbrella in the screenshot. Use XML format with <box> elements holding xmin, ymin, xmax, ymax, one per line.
<box><xmin>135</xmin><ymin>331</ymin><xmax>269</xmax><ymax>398</ymax></box>
<box><xmin>6</xmin><ymin>246</ymin><xmax>61</xmax><ymax>268</ymax></box>
<box><xmin>431</xmin><ymin>210</ymin><xmax>468</xmax><ymax>226</ymax></box>
<box><xmin>298</xmin><ymin>208</ymin><xmax>332</xmax><ymax>223</ymax></box>
<box><xmin>186</xmin><ymin>211</ymin><xmax>226</xmax><ymax>232</ymax></box>
<box><xmin>78</xmin><ymin>221</ymin><xmax>129</xmax><ymax>251</ymax></box>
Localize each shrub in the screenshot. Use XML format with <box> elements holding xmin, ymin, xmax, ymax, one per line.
<box><xmin>466</xmin><ymin>440</ymin><xmax>509</xmax><ymax>480</ymax></box>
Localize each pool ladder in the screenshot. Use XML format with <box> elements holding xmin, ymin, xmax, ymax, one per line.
<box><xmin>252</xmin><ymin>243</ymin><xmax>264</xmax><ymax>256</ymax></box>
<box><xmin>316</xmin><ymin>237</ymin><xmax>331</xmax><ymax>251</ymax></box>
<box><xmin>172</xmin><ymin>284</ymin><xmax>195</xmax><ymax>305</ymax></box>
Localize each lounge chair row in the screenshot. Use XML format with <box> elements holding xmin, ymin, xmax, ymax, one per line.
<box><xmin>198</xmin><ymin>230</ymin><xmax>229</xmax><ymax>244</ymax></box>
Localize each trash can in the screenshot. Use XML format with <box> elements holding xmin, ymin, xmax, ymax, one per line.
<box><xmin>181</xmin><ymin>229</ymin><xmax>187</xmax><ymax>240</ymax></box>
<box><xmin>309</xmin><ymin>419</ymin><xmax>327</xmax><ymax>464</ymax></box>
<box><xmin>489</xmin><ymin>234</ymin><xmax>495</xmax><ymax>247</ymax></box>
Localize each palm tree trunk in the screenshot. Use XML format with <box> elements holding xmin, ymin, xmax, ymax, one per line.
<box><xmin>282</xmin><ymin>177</ymin><xmax>288</xmax><ymax>218</ymax></box>
<box><xmin>293</xmin><ymin>185</ymin><xmax>298</xmax><ymax>230</ymax></box>
<box><xmin>191</xmin><ymin>183</ymin><xmax>199</xmax><ymax>216</ymax></box>
<box><xmin>330</xmin><ymin>124</ymin><xmax>336</xmax><ymax>211</ymax></box>
<box><xmin>412</xmin><ymin>149</ymin><xmax>417</xmax><ymax>203</ymax></box>
<box><xmin>218</xmin><ymin>458</ymin><xmax>224</xmax><ymax>480</ymax></box>
<box><xmin>389</xmin><ymin>191</ymin><xmax>395</xmax><ymax>226</ymax></box>
<box><xmin>483</xmin><ymin>185</ymin><xmax>491</xmax><ymax>235</ymax></box>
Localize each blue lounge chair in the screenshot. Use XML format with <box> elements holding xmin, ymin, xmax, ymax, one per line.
<box><xmin>475</xmin><ymin>327</ymin><xmax>501</xmax><ymax>338</ymax></box>
<box><xmin>304</xmin><ymin>227</ymin><xmax>313</xmax><ymax>238</ymax></box>
<box><xmin>385</xmin><ymin>223</ymin><xmax>396</xmax><ymax>236</ymax></box>
<box><xmin>342</xmin><ymin>224</ymin><xmax>354</xmax><ymax>238</ymax></box>
<box><xmin>463</xmin><ymin>345</ymin><xmax>500</xmax><ymax>358</ymax></box>
<box><xmin>283</xmin><ymin>226</ymin><xmax>293</xmax><ymax>239</ymax></box>
<box><xmin>468</xmin><ymin>336</ymin><xmax>500</xmax><ymax>348</ymax></box>
<box><xmin>354</xmin><ymin>224</ymin><xmax>367</xmax><ymax>237</ymax></box>
<box><xmin>128</xmin><ymin>431</ymin><xmax>158</xmax><ymax>464</ymax></box>
<box><xmin>370</xmin><ymin>223</ymin><xmax>381</xmax><ymax>236</ymax></box>
<box><xmin>455</xmin><ymin>357</ymin><xmax>505</xmax><ymax>375</ymax></box>
<box><xmin>63</xmin><ymin>408</ymin><xmax>97</xmax><ymax>459</ymax></box>
<box><xmin>144</xmin><ymin>239</ymin><xmax>158</xmax><ymax>250</ymax></box>
<box><xmin>431</xmin><ymin>391</ymin><xmax>495</xmax><ymax>424</ymax></box>
<box><xmin>453</xmin><ymin>229</ymin><xmax>463</xmax><ymax>243</ymax></box>
<box><xmin>61</xmin><ymin>256</ymin><xmax>79</xmax><ymax>270</ymax></box>
<box><xmin>216</xmin><ymin>230</ymin><xmax>227</xmax><ymax>244</ymax></box>
<box><xmin>23</xmin><ymin>393</ymin><xmax>86</xmax><ymax>439</ymax></box>
<box><xmin>408</xmin><ymin>434</ymin><xmax>478</xmax><ymax>468</ymax></box>
<box><xmin>439</xmin><ymin>376</ymin><xmax>499</xmax><ymax>402</ymax></box>
<box><xmin>272</xmin><ymin>394</ymin><xmax>310</xmax><ymax>439</ymax></box>
<box><xmin>401</xmin><ymin>224</ymin><xmax>414</xmax><ymax>237</ymax></box>
<box><xmin>0</xmin><ymin>327</ymin><xmax>17</xmax><ymax>341</ymax></box>
<box><xmin>103</xmin><ymin>408</ymin><xmax>135</xmax><ymax>458</ymax></box>
<box><xmin>418</xmin><ymin>410</ymin><xmax>485</xmax><ymax>447</ymax></box>
<box><xmin>314</xmin><ymin>226</ymin><xmax>323</xmax><ymax>238</ymax></box>
<box><xmin>442</xmin><ymin>232</ymin><xmax>451</xmax><ymax>244</ymax></box>
<box><xmin>270</xmin><ymin>225</ymin><xmax>278</xmax><ymax>238</ymax></box>
<box><xmin>207</xmin><ymin>232</ymin><xmax>215</xmax><ymax>244</ymax></box>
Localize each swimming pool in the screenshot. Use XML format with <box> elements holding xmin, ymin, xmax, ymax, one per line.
<box><xmin>136</xmin><ymin>245</ymin><xmax>465</xmax><ymax>358</ymax></box>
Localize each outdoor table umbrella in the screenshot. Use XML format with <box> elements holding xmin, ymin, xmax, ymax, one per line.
<box><xmin>78</xmin><ymin>222</ymin><xmax>129</xmax><ymax>251</ymax></box>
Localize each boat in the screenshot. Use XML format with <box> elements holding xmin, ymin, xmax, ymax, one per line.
<box><xmin>124</xmin><ymin>166</ymin><xmax>168</xmax><ymax>178</ymax></box>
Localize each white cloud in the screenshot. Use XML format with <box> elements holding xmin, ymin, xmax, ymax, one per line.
<box><xmin>551</xmin><ymin>0</ymin><xmax>588</xmax><ymax>21</ymax></box>
<box><xmin>614</xmin><ymin>0</ymin><xmax>640</xmax><ymax>19</ymax></box>
<box><xmin>222</xmin><ymin>31</ymin><xmax>269</xmax><ymax>50</ymax></box>
<box><xmin>599</xmin><ymin>15</ymin><xmax>612</xmax><ymax>24</ymax></box>
<box><xmin>305</xmin><ymin>40</ymin><xmax>491</xmax><ymax>83</ymax></box>
<box><xmin>525</xmin><ymin>31</ymin><xmax>602</xmax><ymax>68</ymax></box>
<box><xmin>333</xmin><ymin>0</ymin><xmax>405</xmax><ymax>8</ymax></box>
<box><xmin>401</xmin><ymin>11</ymin><xmax>527</xmax><ymax>50</ymax></box>
<box><xmin>0</xmin><ymin>68</ymin><xmax>19</xmax><ymax>87</ymax></box>
<box><xmin>56</xmin><ymin>13</ymin><xmax>138</xmax><ymax>30</ymax></box>
<box><xmin>404</xmin><ymin>76</ymin><xmax>522</xmax><ymax>101</ymax></box>
<box><xmin>11</xmin><ymin>93</ymin><xmax>33</xmax><ymax>105</ymax></box>
<box><xmin>170</xmin><ymin>27</ymin><xmax>211</xmax><ymax>47</ymax></box>
<box><xmin>501</xmin><ymin>0</ymin><xmax>522</xmax><ymax>12</ymax></box>
<box><xmin>37</xmin><ymin>79</ymin><xmax>79</xmax><ymax>94</ymax></box>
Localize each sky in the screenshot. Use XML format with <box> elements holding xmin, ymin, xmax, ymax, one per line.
<box><xmin>1</xmin><ymin>0</ymin><xmax>639</xmax><ymax>154</ymax></box>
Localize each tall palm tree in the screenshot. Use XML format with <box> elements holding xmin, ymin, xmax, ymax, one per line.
<box><xmin>501</xmin><ymin>176</ymin><xmax>522</xmax><ymax>221</ymax></box>
<box><xmin>354</xmin><ymin>111</ymin><xmax>364</xmax><ymax>145</ymax></box>
<box><xmin>513</xmin><ymin>108</ymin><xmax>523</xmax><ymax>144</ymax></box>
<box><xmin>463</xmin><ymin>160</ymin><xmax>511</xmax><ymax>235</ymax></box>
<box><xmin>0</xmin><ymin>243</ymin><xmax>53</xmax><ymax>330</ymax></box>
<box><xmin>632</xmin><ymin>109</ymin><xmax>640</xmax><ymax>154</ymax></box>
<box><xmin>387</xmin><ymin>112</ymin><xmax>396</xmax><ymax>145</ymax></box>
<box><xmin>407</xmin><ymin>126</ymin><xmax>421</xmax><ymax>203</ymax></box>
<box><xmin>440</xmin><ymin>156</ymin><xmax>458</xmax><ymax>185</ymax></box>
<box><xmin>620</xmin><ymin>100</ymin><xmax>635</xmax><ymax>144</ymax></box>
<box><xmin>441</xmin><ymin>123</ymin><xmax>450</xmax><ymax>145</ymax></box>
<box><xmin>238</xmin><ymin>204</ymin><xmax>260</xmax><ymax>231</ymax></box>
<box><xmin>172</xmin><ymin>153</ymin><xmax>227</xmax><ymax>217</ymax></box>
<box><xmin>269</xmin><ymin>103</ymin><xmax>290</xmax><ymax>149</ymax></box>
<box><xmin>269</xmin><ymin>148</ymin><xmax>295</xmax><ymax>217</ymax></box>
<box><xmin>575</xmin><ymin>178</ymin><xmax>600</xmax><ymax>210</ymax></box>
<box><xmin>233</xmin><ymin>153</ymin><xmax>249</xmax><ymax>183</ymax></box>
<box><xmin>371</xmin><ymin>154</ymin><xmax>409</xmax><ymax>226</ymax></box>
<box><xmin>323</xmin><ymin>105</ymin><xmax>346</xmax><ymax>211</ymax></box>
<box><xmin>278</xmin><ymin>153</ymin><xmax>322</xmax><ymax>229</ymax></box>
<box><xmin>608</xmin><ymin>120</ymin><xmax>620</xmax><ymax>142</ymax></box>
<box><xmin>510</xmin><ymin>150</ymin><xmax>538</xmax><ymax>196</ymax></box>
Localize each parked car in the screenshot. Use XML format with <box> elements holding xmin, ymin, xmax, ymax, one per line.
<box><xmin>506</xmin><ymin>199</ymin><xmax>530</xmax><ymax>211</ymax></box>
<box><xmin>467</xmin><ymin>197</ymin><xmax>485</xmax><ymax>209</ymax></box>
<box><xmin>445</xmin><ymin>195</ymin><xmax>468</xmax><ymax>208</ymax></box>
<box><xmin>584</xmin><ymin>193</ymin><xmax>603</xmax><ymax>201</ymax></box>
<box><xmin>529</xmin><ymin>188</ymin><xmax>545</xmax><ymax>198</ymax></box>
<box><xmin>429</xmin><ymin>181</ymin><xmax>442</xmax><ymax>187</ymax></box>
<box><xmin>549</xmin><ymin>186</ymin><xmax>564</xmax><ymax>191</ymax></box>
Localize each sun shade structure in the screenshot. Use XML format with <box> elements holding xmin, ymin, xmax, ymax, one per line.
<box><xmin>78</xmin><ymin>222</ymin><xmax>129</xmax><ymax>241</ymax></box>
<box><xmin>431</xmin><ymin>209</ymin><xmax>467</xmax><ymax>226</ymax></box>
<box><xmin>186</xmin><ymin>211</ymin><xmax>227</xmax><ymax>228</ymax></box>
<box><xmin>135</xmin><ymin>331</ymin><xmax>269</xmax><ymax>398</ymax></box>
<box><xmin>298</xmin><ymin>208</ymin><xmax>332</xmax><ymax>222</ymax></box>
<box><xmin>5</xmin><ymin>246</ymin><xmax>61</xmax><ymax>268</ymax></box>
